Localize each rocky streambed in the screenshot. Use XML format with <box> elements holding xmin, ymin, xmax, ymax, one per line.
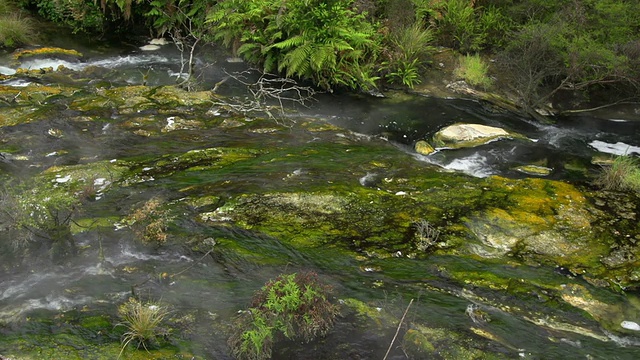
<box><xmin>0</xmin><ymin>47</ymin><xmax>640</xmax><ymax>359</ymax></box>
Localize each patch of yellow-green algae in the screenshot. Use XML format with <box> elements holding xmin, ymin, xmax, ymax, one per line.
<box><xmin>12</xmin><ymin>47</ymin><xmax>83</xmax><ymax>61</ymax></box>
<box><xmin>94</xmin><ymin>85</ymin><xmax>217</xmax><ymax>112</ymax></box>
<box><xmin>42</xmin><ymin>160</ymin><xmax>129</xmax><ymax>186</ymax></box>
<box><xmin>466</xmin><ymin>176</ymin><xmax>607</xmax><ymax>271</ymax></box>
<box><xmin>0</xmin><ymin>84</ymin><xmax>82</xmax><ymax>127</ymax></box>
<box><xmin>402</xmin><ymin>324</ymin><xmax>506</xmax><ymax>360</ymax></box>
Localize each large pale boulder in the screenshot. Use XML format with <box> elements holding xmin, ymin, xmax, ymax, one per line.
<box><xmin>433</xmin><ymin>123</ymin><xmax>518</xmax><ymax>148</ymax></box>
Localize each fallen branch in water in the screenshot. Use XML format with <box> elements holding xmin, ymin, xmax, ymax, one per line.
<box><xmin>383</xmin><ymin>298</ymin><xmax>414</xmax><ymax>360</ymax></box>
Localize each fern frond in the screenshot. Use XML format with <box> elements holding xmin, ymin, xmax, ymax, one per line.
<box><xmin>326</xmin><ymin>39</ymin><xmax>353</xmax><ymax>52</ymax></box>
<box><xmin>238</xmin><ymin>43</ymin><xmax>260</xmax><ymax>57</ymax></box>
<box><xmin>271</xmin><ymin>35</ymin><xmax>306</xmax><ymax>50</ymax></box>
<box><xmin>263</xmin><ymin>53</ymin><xmax>278</xmax><ymax>73</ymax></box>
<box><xmin>283</xmin><ymin>44</ymin><xmax>312</xmax><ymax>77</ymax></box>
<box><xmin>310</xmin><ymin>44</ymin><xmax>336</xmax><ymax>72</ymax></box>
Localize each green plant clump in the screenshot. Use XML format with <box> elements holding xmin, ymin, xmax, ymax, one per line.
<box><xmin>454</xmin><ymin>53</ymin><xmax>492</xmax><ymax>88</ymax></box>
<box><xmin>229</xmin><ymin>272</ymin><xmax>339</xmax><ymax>360</ymax></box>
<box><xmin>596</xmin><ymin>155</ymin><xmax>640</xmax><ymax>193</ymax></box>
<box><xmin>117</xmin><ymin>298</ymin><xmax>170</xmax><ymax>357</ymax></box>
<box><xmin>0</xmin><ymin>0</ymin><xmax>37</xmax><ymax>47</ymax></box>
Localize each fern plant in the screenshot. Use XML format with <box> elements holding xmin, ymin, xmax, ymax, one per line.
<box><xmin>207</xmin><ymin>0</ymin><xmax>381</xmax><ymax>91</ymax></box>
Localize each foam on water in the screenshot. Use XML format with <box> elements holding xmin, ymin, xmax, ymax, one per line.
<box><xmin>444</xmin><ymin>153</ymin><xmax>494</xmax><ymax>178</ymax></box>
<box><xmin>0</xmin><ymin>65</ymin><xmax>16</xmax><ymax>75</ymax></box>
<box><xmin>18</xmin><ymin>58</ymin><xmax>84</xmax><ymax>71</ymax></box>
<box><xmin>10</xmin><ymin>54</ymin><xmax>173</xmax><ymax>75</ymax></box>
<box><xmin>589</xmin><ymin>140</ymin><xmax>640</xmax><ymax>155</ymax></box>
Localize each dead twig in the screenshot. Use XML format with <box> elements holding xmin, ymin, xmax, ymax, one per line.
<box><xmin>383</xmin><ymin>298</ymin><xmax>414</xmax><ymax>360</ymax></box>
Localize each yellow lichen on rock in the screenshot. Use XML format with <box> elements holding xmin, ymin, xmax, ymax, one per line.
<box><xmin>12</xmin><ymin>47</ymin><xmax>83</xmax><ymax>61</ymax></box>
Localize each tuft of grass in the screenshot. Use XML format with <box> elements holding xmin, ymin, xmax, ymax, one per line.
<box><xmin>117</xmin><ymin>298</ymin><xmax>170</xmax><ymax>358</ymax></box>
<box><xmin>595</xmin><ymin>155</ymin><xmax>640</xmax><ymax>192</ymax></box>
<box><xmin>0</xmin><ymin>0</ymin><xmax>37</xmax><ymax>48</ymax></box>
<box><xmin>454</xmin><ymin>54</ymin><xmax>493</xmax><ymax>89</ymax></box>
<box><xmin>0</xmin><ymin>15</ymin><xmax>36</xmax><ymax>47</ymax></box>
<box><xmin>385</xmin><ymin>21</ymin><xmax>435</xmax><ymax>88</ymax></box>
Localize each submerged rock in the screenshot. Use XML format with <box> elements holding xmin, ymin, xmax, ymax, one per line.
<box><xmin>514</xmin><ymin>164</ymin><xmax>553</xmax><ymax>176</ymax></box>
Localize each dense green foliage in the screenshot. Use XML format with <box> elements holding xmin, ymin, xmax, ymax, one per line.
<box><xmin>14</xmin><ymin>0</ymin><xmax>640</xmax><ymax>109</ymax></box>
<box><xmin>207</xmin><ymin>0</ymin><xmax>381</xmax><ymax>91</ymax></box>
<box><xmin>229</xmin><ymin>272</ymin><xmax>339</xmax><ymax>360</ymax></box>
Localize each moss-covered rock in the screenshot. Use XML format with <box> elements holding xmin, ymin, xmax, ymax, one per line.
<box><xmin>415</xmin><ymin>140</ymin><xmax>435</xmax><ymax>155</ymax></box>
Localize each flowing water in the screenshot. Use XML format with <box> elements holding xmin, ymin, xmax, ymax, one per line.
<box><xmin>1</xmin><ymin>38</ymin><xmax>640</xmax><ymax>359</ymax></box>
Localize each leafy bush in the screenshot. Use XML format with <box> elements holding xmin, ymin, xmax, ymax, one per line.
<box><xmin>427</xmin><ymin>0</ymin><xmax>511</xmax><ymax>53</ymax></box>
<box><xmin>454</xmin><ymin>54</ymin><xmax>492</xmax><ymax>88</ymax></box>
<box><xmin>207</xmin><ymin>0</ymin><xmax>381</xmax><ymax>91</ymax></box>
<box><xmin>124</xmin><ymin>197</ymin><xmax>172</xmax><ymax>246</ymax></box>
<box><xmin>229</xmin><ymin>272</ymin><xmax>339</xmax><ymax>360</ymax></box>
<box><xmin>31</xmin><ymin>0</ymin><xmax>105</xmax><ymax>33</ymax></box>
<box><xmin>595</xmin><ymin>155</ymin><xmax>640</xmax><ymax>193</ymax></box>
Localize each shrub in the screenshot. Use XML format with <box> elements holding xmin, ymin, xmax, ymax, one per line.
<box><xmin>454</xmin><ymin>54</ymin><xmax>492</xmax><ymax>89</ymax></box>
<box><xmin>117</xmin><ymin>298</ymin><xmax>170</xmax><ymax>357</ymax></box>
<box><xmin>413</xmin><ymin>219</ymin><xmax>440</xmax><ymax>252</ymax></box>
<box><xmin>207</xmin><ymin>0</ymin><xmax>381</xmax><ymax>91</ymax></box>
<box><xmin>229</xmin><ymin>272</ymin><xmax>339</xmax><ymax>360</ymax></box>
<box><xmin>595</xmin><ymin>155</ymin><xmax>640</xmax><ymax>193</ymax></box>
<box><xmin>125</xmin><ymin>197</ymin><xmax>172</xmax><ymax>245</ymax></box>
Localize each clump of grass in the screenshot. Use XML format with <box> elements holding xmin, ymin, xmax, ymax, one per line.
<box><xmin>385</xmin><ymin>21</ymin><xmax>435</xmax><ymax>88</ymax></box>
<box><xmin>229</xmin><ymin>272</ymin><xmax>339</xmax><ymax>360</ymax></box>
<box><xmin>117</xmin><ymin>298</ymin><xmax>170</xmax><ymax>358</ymax></box>
<box><xmin>454</xmin><ymin>54</ymin><xmax>493</xmax><ymax>89</ymax></box>
<box><xmin>0</xmin><ymin>0</ymin><xmax>37</xmax><ymax>47</ymax></box>
<box><xmin>595</xmin><ymin>155</ymin><xmax>640</xmax><ymax>192</ymax></box>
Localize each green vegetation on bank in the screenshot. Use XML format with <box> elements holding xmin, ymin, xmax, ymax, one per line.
<box><xmin>596</xmin><ymin>155</ymin><xmax>640</xmax><ymax>193</ymax></box>
<box><xmin>0</xmin><ymin>0</ymin><xmax>37</xmax><ymax>47</ymax></box>
<box><xmin>13</xmin><ymin>0</ymin><xmax>640</xmax><ymax>111</ymax></box>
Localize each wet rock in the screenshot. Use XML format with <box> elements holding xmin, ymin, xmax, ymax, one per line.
<box><xmin>414</xmin><ymin>140</ymin><xmax>435</xmax><ymax>155</ymax></box>
<box><xmin>466</xmin><ymin>177</ymin><xmax>601</xmax><ymax>269</ymax></box>
<box><xmin>514</xmin><ymin>164</ymin><xmax>552</xmax><ymax>176</ymax></box>
<box><xmin>161</xmin><ymin>116</ymin><xmax>204</xmax><ymax>132</ymax></box>
<box><xmin>558</xmin><ymin>283</ymin><xmax>640</xmax><ymax>333</ymax></box>
<box><xmin>432</xmin><ymin>123</ymin><xmax>523</xmax><ymax>149</ymax></box>
<box><xmin>12</xmin><ymin>47</ymin><xmax>83</xmax><ymax>63</ymax></box>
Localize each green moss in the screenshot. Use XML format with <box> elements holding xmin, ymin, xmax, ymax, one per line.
<box><xmin>340</xmin><ymin>298</ymin><xmax>397</xmax><ymax>328</ymax></box>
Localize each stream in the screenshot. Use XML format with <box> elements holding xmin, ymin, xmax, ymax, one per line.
<box><xmin>1</xmin><ymin>38</ymin><xmax>640</xmax><ymax>359</ymax></box>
